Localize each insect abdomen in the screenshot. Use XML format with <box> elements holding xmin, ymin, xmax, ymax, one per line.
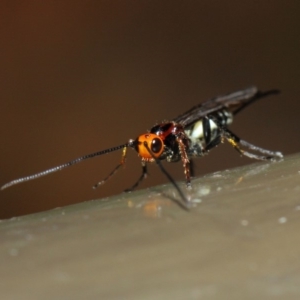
<box><xmin>185</xmin><ymin>109</ymin><xmax>233</xmax><ymax>156</ymax></box>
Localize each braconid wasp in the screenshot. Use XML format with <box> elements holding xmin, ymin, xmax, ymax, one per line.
<box><xmin>1</xmin><ymin>87</ymin><xmax>283</xmax><ymax>208</ymax></box>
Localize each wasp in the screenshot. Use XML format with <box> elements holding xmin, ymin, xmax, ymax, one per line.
<box><xmin>1</xmin><ymin>87</ymin><xmax>283</xmax><ymax>206</ymax></box>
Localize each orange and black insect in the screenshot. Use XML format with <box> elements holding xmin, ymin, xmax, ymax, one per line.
<box><xmin>1</xmin><ymin>87</ymin><xmax>283</xmax><ymax>206</ymax></box>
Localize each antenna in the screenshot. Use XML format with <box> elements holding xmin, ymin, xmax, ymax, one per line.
<box><xmin>1</xmin><ymin>143</ymin><xmax>129</xmax><ymax>190</ymax></box>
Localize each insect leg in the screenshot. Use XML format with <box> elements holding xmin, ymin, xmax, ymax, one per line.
<box><xmin>221</xmin><ymin>128</ymin><xmax>283</xmax><ymax>161</ymax></box>
<box><xmin>93</xmin><ymin>145</ymin><xmax>128</xmax><ymax>189</ymax></box>
<box><xmin>124</xmin><ymin>161</ymin><xmax>148</xmax><ymax>192</ymax></box>
<box><xmin>238</xmin><ymin>139</ymin><xmax>283</xmax><ymax>159</ymax></box>
<box><xmin>142</xmin><ymin>141</ymin><xmax>190</xmax><ymax>208</ymax></box>
<box><xmin>176</xmin><ymin>137</ymin><xmax>191</xmax><ymax>187</ymax></box>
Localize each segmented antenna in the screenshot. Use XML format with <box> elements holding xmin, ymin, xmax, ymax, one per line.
<box><xmin>1</xmin><ymin>143</ymin><xmax>129</xmax><ymax>190</ymax></box>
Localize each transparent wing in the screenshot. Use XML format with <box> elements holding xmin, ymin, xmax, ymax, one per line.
<box><xmin>173</xmin><ymin>87</ymin><xmax>279</xmax><ymax>127</ymax></box>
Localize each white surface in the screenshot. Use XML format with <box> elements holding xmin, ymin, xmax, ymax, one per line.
<box><xmin>1</xmin><ymin>154</ymin><xmax>300</xmax><ymax>299</ymax></box>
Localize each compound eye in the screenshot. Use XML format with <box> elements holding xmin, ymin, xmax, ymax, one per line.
<box><xmin>151</xmin><ymin>138</ymin><xmax>163</xmax><ymax>153</ymax></box>
<box><xmin>136</xmin><ymin>134</ymin><xmax>164</xmax><ymax>160</ymax></box>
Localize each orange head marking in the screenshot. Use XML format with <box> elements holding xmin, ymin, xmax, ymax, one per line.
<box><xmin>136</xmin><ymin>134</ymin><xmax>164</xmax><ymax>160</ymax></box>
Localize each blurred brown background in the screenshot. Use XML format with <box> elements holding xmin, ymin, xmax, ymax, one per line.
<box><xmin>0</xmin><ymin>1</ymin><xmax>299</xmax><ymax>219</ymax></box>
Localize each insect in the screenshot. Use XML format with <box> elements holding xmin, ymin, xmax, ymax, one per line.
<box><xmin>1</xmin><ymin>87</ymin><xmax>283</xmax><ymax>206</ymax></box>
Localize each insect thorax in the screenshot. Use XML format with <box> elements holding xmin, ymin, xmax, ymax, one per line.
<box><xmin>149</xmin><ymin>109</ymin><xmax>233</xmax><ymax>162</ymax></box>
<box><xmin>150</xmin><ymin>122</ymin><xmax>188</xmax><ymax>162</ymax></box>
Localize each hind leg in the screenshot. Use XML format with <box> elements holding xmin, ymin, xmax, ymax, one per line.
<box><xmin>221</xmin><ymin>127</ymin><xmax>283</xmax><ymax>161</ymax></box>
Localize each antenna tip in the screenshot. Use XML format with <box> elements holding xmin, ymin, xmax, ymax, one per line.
<box><xmin>1</xmin><ymin>183</ymin><xmax>9</xmax><ymax>191</ymax></box>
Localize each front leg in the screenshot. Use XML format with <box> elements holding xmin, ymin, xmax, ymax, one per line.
<box><xmin>176</xmin><ymin>136</ymin><xmax>191</xmax><ymax>187</ymax></box>
<box><xmin>124</xmin><ymin>161</ymin><xmax>148</xmax><ymax>192</ymax></box>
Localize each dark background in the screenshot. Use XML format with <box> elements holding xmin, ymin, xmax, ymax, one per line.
<box><xmin>1</xmin><ymin>1</ymin><xmax>299</xmax><ymax>219</ymax></box>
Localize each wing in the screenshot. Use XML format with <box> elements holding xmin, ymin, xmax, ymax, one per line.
<box><xmin>173</xmin><ymin>87</ymin><xmax>280</xmax><ymax>127</ymax></box>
